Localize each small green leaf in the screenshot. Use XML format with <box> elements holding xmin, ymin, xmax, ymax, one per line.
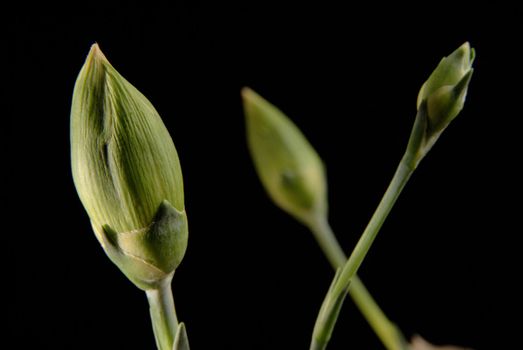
<box><xmin>172</xmin><ymin>323</ymin><xmax>190</xmax><ymax>350</ymax></box>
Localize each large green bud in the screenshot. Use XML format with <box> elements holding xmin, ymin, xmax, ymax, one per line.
<box><xmin>71</xmin><ymin>44</ymin><xmax>188</xmax><ymax>290</ymax></box>
<box><xmin>242</xmin><ymin>88</ymin><xmax>327</xmax><ymax>225</ymax></box>
<box><xmin>407</xmin><ymin>42</ymin><xmax>475</xmax><ymax>166</ymax></box>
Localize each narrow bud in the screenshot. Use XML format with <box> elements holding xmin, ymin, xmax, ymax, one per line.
<box><xmin>242</xmin><ymin>88</ymin><xmax>327</xmax><ymax>225</ymax></box>
<box><xmin>71</xmin><ymin>44</ymin><xmax>188</xmax><ymax>290</ymax></box>
<box><xmin>417</xmin><ymin>42</ymin><xmax>475</xmax><ymax>134</ymax></box>
<box><xmin>405</xmin><ymin>43</ymin><xmax>475</xmax><ymax>165</ymax></box>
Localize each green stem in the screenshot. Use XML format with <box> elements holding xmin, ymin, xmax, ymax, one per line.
<box><xmin>309</xmin><ymin>217</ymin><xmax>408</xmax><ymax>350</ymax></box>
<box><xmin>146</xmin><ymin>275</ymin><xmax>179</xmax><ymax>350</ymax></box>
<box><xmin>310</xmin><ymin>154</ymin><xmax>415</xmax><ymax>350</ymax></box>
<box><xmin>308</xmin><ymin>216</ymin><xmax>346</xmax><ymax>268</ymax></box>
<box><xmin>337</xmin><ymin>158</ymin><xmax>413</xmax><ymax>289</ymax></box>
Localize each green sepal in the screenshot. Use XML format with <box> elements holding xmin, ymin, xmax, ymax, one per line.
<box><xmin>172</xmin><ymin>322</ymin><xmax>190</xmax><ymax>350</ymax></box>
<box><xmin>94</xmin><ymin>200</ymin><xmax>188</xmax><ymax>290</ymax></box>
<box><xmin>426</xmin><ymin>69</ymin><xmax>473</xmax><ymax>133</ymax></box>
<box><xmin>404</xmin><ymin>102</ymin><xmax>432</xmax><ymax>167</ymax></box>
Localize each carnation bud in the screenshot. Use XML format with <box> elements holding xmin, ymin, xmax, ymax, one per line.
<box><xmin>242</xmin><ymin>87</ymin><xmax>327</xmax><ymax>225</ymax></box>
<box><xmin>71</xmin><ymin>44</ymin><xmax>188</xmax><ymax>290</ymax></box>
<box><xmin>417</xmin><ymin>42</ymin><xmax>474</xmax><ymax>134</ymax></box>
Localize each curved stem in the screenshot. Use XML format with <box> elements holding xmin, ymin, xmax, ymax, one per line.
<box><xmin>309</xmin><ymin>217</ymin><xmax>408</xmax><ymax>350</ymax></box>
<box><xmin>146</xmin><ymin>276</ymin><xmax>179</xmax><ymax>350</ymax></box>
<box><xmin>310</xmin><ymin>154</ymin><xmax>415</xmax><ymax>350</ymax></box>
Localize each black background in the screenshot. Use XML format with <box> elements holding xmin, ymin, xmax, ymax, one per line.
<box><xmin>10</xmin><ymin>3</ymin><xmax>522</xmax><ymax>349</ymax></box>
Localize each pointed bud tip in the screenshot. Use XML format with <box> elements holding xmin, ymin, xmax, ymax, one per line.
<box><xmin>241</xmin><ymin>87</ymin><xmax>259</xmax><ymax>102</ymax></box>
<box><xmin>460</xmin><ymin>41</ymin><xmax>470</xmax><ymax>51</ymax></box>
<box><xmin>241</xmin><ymin>87</ymin><xmax>268</xmax><ymax>121</ymax></box>
<box><xmin>451</xmin><ymin>42</ymin><xmax>474</xmax><ymax>64</ymax></box>
<box><xmin>85</xmin><ymin>43</ymin><xmax>109</xmax><ymax>67</ymax></box>
<box><xmin>241</xmin><ymin>86</ymin><xmax>252</xmax><ymax>96</ymax></box>
<box><xmin>457</xmin><ymin>41</ymin><xmax>469</xmax><ymax>52</ymax></box>
<box><xmin>448</xmin><ymin>42</ymin><xmax>468</xmax><ymax>61</ymax></box>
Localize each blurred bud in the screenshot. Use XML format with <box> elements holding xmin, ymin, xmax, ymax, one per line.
<box><xmin>410</xmin><ymin>335</ymin><xmax>473</xmax><ymax>350</ymax></box>
<box><xmin>71</xmin><ymin>44</ymin><xmax>188</xmax><ymax>290</ymax></box>
<box><xmin>242</xmin><ymin>88</ymin><xmax>327</xmax><ymax>225</ymax></box>
<box><xmin>417</xmin><ymin>42</ymin><xmax>475</xmax><ymax>133</ymax></box>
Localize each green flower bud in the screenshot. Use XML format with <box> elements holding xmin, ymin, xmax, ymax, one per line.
<box><xmin>242</xmin><ymin>88</ymin><xmax>327</xmax><ymax>225</ymax></box>
<box><xmin>71</xmin><ymin>44</ymin><xmax>188</xmax><ymax>290</ymax></box>
<box><xmin>405</xmin><ymin>43</ymin><xmax>475</xmax><ymax>167</ymax></box>
<box><xmin>417</xmin><ymin>42</ymin><xmax>475</xmax><ymax>134</ymax></box>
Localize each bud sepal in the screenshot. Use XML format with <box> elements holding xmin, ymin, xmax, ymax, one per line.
<box><xmin>173</xmin><ymin>323</ymin><xmax>190</xmax><ymax>350</ymax></box>
<box><xmin>93</xmin><ymin>200</ymin><xmax>188</xmax><ymax>290</ymax></box>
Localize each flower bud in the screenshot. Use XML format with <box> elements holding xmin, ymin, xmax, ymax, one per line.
<box><xmin>71</xmin><ymin>44</ymin><xmax>188</xmax><ymax>290</ymax></box>
<box><xmin>405</xmin><ymin>43</ymin><xmax>475</xmax><ymax>166</ymax></box>
<box><xmin>242</xmin><ymin>88</ymin><xmax>327</xmax><ymax>225</ymax></box>
<box><xmin>417</xmin><ymin>42</ymin><xmax>475</xmax><ymax>133</ymax></box>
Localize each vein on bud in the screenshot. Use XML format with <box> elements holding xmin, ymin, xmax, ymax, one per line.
<box><xmin>71</xmin><ymin>44</ymin><xmax>184</xmax><ymax>237</ymax></box>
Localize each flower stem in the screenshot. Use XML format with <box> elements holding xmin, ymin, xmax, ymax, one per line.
<box><xmin>308</xmin><ymin>217</ymin><xmax>346</xmax><ymax>268</ymax></box>
<box><xmin>146</xmin><ymin>276</ymin><xmax>179</xmax><ymax>350</ymax></box>
<box><xmin>310</xmin><ymin>153</ymin><xmax>416</xmax><ymax>350</ymax></box>
<box><xmin>308</xmin><ymin>217</ymin><xmax>408</xmax><ymax>350</ymax></box>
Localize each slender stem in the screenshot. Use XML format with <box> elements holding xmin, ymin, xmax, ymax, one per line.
<box><xmin>308</xmin><ymin>216</ymin><xmax>346</xmax><ymax>268</ymax></box>
<box><xmin>309</xmin><ymin>217</ymin><xmax>408</xmax><ymax>350</ymax></box>
<box><xmin>311</xmin><ymin>339</ymin><xmax>323</xmax><ymax>350</ymax></box>
<box><xmin>146</xmin><ymin>276</ymin><xmax>179</xmax><ymax>350</ymax></box>
<box><xmin>336</xmin><ymin>158</ymin><xmax>413</xmax><ymax>291</ymax></box>
<box><xmin>311</xmin><ymin>154</ymin><xmax>415</xmax><ymax>349</ymax></box>
<box><xmin>349</xmin><ymin>278</ymin><xmax>407</xmax><ymax>350</ymax></box>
